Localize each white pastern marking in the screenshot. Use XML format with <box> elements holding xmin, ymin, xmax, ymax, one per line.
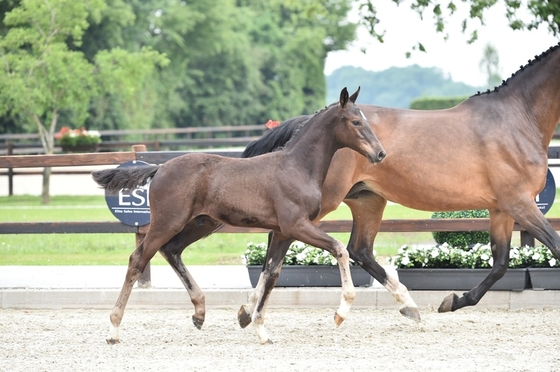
<box><xmin>386</xmin><ymin>275</ymin><xmax>418</xmax><ymax>309</ymax></box>
<box><xmin>108</xmin><ymin>324</ymin><xmax>119</xmax><ymax>341</ymax></box>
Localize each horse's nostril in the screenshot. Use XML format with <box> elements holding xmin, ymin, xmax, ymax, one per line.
<box><xmin>378</xmin><ymin>151</ymin><xmax>386</xmax><ymax>161</ymax></box>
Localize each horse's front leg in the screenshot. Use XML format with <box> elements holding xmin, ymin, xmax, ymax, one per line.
<box><xmin>439</xmin><ymin>209</ymin><xmax>514</xmax><ymax>312</ymax></box>
<box><xmin>288</xmin><ymin>220</ymin><xmax>356</xmax><ymax>326</ymax></box>
<box><xmin>344</xmin><ymin>194</ymin><xmax>420</xmax><ymax>321</ymax></box>
<box><xmin>238</xmin><ymin>232</ymin><xmax>293</xmax><ymax>344</ymax></box>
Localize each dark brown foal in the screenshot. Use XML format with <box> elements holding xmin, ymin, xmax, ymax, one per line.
<box><xmin>92</xmin><ymin>87</ymin><xmax>386</xmax><ymax>344</ymax></box>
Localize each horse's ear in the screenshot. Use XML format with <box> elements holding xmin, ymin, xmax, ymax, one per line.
<box><xmin>349</xmin><ymin>86</ymin><xmax>360</xmax><ymax>103</ymax></box>
<box><xmin>339</xmin><ymin>87</ymin><xmax>349</xmax><ymax>107</ymax></box>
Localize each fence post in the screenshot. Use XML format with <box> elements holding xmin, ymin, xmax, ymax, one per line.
<box><xmin>520</xmin><ymin>231</ymin><xmax>536</xmax><ymax>247</ymax></box>
<box><xmin>132</xmin><ymin>144</ymin><xmax>151</xmax><ymax>289</ymax></box>
<box><xmin>7</xmin><ymin>142</ymin><xmax>13</xmax><ymax>196</ymax></box>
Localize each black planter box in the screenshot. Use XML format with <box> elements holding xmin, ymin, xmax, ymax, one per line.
<box><xmin>396</xmin><ymin>268</ymin><xmax>529</xmax><ymax>292</ymax></box>
<box><xmin>528</xmin><ymin>268</ymin><xmax>560</xmax><ymax>290</ymax></box>
<box><xmin>246</xmin><ymin>265</ymin><xmax>372</xmax><ymax>287</ymax></box>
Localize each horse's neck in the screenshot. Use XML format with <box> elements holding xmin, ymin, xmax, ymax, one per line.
<box><xmin>507</xmin><ymin>45</ymin><xmax>560</xmax><ymax>144</ymax></box>
<box><xmin>285</xmin><ymin>119</ymin><xmax>339</xmax><ymax>185</ymax></box>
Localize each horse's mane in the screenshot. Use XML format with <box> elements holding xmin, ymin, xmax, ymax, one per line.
<box><xmin>241</xmin><ymin>115</ymin><xmax>311</xmax><ymax>158</ymax></box>
<box><xmin>473</xmin><ymin>42</ymin><xmax>560</xmax><ymax>97</ymax></box>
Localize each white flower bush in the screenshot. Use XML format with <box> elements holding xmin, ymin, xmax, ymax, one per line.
<box><xmin>243</xmin><ymin>241</ymin><xmax>361</xmax><ymax>266</ymax></box>
<box><xmin>391</xmin><ymin>243</ymin><xmax>559</xmax><ymax>269</ymax></box>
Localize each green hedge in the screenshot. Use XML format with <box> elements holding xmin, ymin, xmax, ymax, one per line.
<box><xmin>409</xmin><ymin>96</ymin><xmax>467</xmax><ymax>110</ymax></box>
<box><xmin>431</xmin><ymin>210</ymin><xmax>490</xmax><ymax>249</ymax></box>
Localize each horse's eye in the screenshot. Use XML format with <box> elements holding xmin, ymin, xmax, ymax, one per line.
<box><xmin>352</xmin><ymin>120</ymin><xmax>361</xmax><ymax>127</ymax></box>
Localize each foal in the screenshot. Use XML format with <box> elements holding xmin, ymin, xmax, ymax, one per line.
<box><xmin>92</xmin><ymin>87</ymin><xmax>386</xmax><ymax>344</ymax></box>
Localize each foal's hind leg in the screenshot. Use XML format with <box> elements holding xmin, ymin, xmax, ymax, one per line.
<box><xmin>107</xmin><ymin>218</ymin><xmax>191</xmax><ymax>344</ymax></box>
<box><xmin>159</xmin><ymin>217</ymin><xmax>222</xmax><ymax>330</ymax></box>
<box><xmin>344</xmin><ymin>194</ymin><xmax>420</xmax><ymax>321</ymax></box>
<box><xmin>238</xmin><ymin>232</ymin><xmax>293</xmax><ymax>344</ymax></box>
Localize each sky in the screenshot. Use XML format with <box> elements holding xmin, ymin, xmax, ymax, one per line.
<box><xmin>324</xmin><ymin>1</ymin><xmax>559</xmax><ymax>87</ymax></box>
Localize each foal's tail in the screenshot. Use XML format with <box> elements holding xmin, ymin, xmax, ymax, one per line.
<box><xmin>92</xmin><ymin>164</ymin><xmax>160</xmax><ymax>195</ymax></box>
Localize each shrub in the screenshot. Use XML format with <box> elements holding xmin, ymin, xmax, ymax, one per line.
<box><xmin>431</xmin><ymin>209</ymin><xmax>490</xmax><ymax>249</ymax></box>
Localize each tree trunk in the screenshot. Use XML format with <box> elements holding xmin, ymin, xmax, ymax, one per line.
<box><xmin>41</xmin><ymin>167</ymin><xmax>51</xmax><ymax>204</ymax></box>
<box><xmin>34</xmin><ymin>111</ymin><xmax>57</xmax><ymax>205</ymax></box>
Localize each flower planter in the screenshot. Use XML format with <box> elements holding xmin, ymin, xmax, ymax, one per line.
<box><xmin>528</xmin><ymin>268</ymin><xmax>560</xmax><ymax>290</ymax></box>
<box><xmin>396</xmin><ymin>268</ymin><xmax>529</xmax><ymax>291</ymax></box>
<box><xmin>246</xmin><ymin>265</ymin><xmax>372</xmax><ymax>288</ymax></box>
<box><xmin>61</xmin><ymin>144</ymin><xmax>99</xmax><ymax>153</ymax></box>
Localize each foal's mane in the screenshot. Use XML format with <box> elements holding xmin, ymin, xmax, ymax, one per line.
<box><xmin>241</xmin><ymin>115</ymin><xmax>311</xmax><ymax>158</ymax></box>
<box><xmin>242</xmin><ymin>103</ymin><xmax>335</xmax><ymax>158</ymax></box>
<box><xmin>473</xmin><ymin>42</ymin><xmax>560</xmax><ymax>97</ymax></box>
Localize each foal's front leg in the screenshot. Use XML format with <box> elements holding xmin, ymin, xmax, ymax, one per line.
<box><xmin>289</xmin><ymin>221</ymin><xmax>357</xmax><ymax>325</ymax></box>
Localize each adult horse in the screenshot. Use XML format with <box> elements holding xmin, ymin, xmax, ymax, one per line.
<box><xmin>243</xmin><ymin>42</ymin><xmax>560</xmax><ymax>318</ymax></box>
<box><xmin>92</xmin><ymin>87</ymin><xmax>386</xmax><ymax>344</ymax></box>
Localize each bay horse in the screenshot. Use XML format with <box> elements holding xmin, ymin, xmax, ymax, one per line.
<box><xmin>92</xmin><ymin>87</ymin><xmax>387</xmax><ymax>344</ymax></box>
<box><xmin>243</xmin><ymin>42</ymin><xmax>560</xmax><ymax>319</ymax></box>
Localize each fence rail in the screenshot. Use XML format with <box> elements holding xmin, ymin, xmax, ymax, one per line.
<box><xmin>0</xmin><ymin>125</ymin><xmax>267</xmax><ymax>155</ymax></box>
<box><xmin>1</xmin><ymin>145</ymin><xmax>559</xmax><ymax>286</ymax></box>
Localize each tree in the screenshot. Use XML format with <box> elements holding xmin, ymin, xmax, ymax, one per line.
<box><xmin>78</xmin><ymin>0</ymin><xmax>357</xmax><ymax>131</ymax></box>
<box><xmin>479</xmin><ymin>43</ymin><xmax>502</xmax><ymax>88</ymax></box>
<box><xmin>0</xmin><ymin>0</ymin><xmax>168</xmax><ymax>203</ymax></box>
<box><xmin>358</xmin><ymin>0</ymin><xmax>560</xmax><ymax>53</ymax></box>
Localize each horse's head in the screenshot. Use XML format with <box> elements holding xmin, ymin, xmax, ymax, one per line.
<box><xmin>336</xmin><ymin>87</ymin><xmax>386</xmax><ymax>163</ymax></box>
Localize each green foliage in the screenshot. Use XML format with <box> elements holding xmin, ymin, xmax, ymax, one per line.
<box><xmin>431</xmin><ymin>210</ymin><xmax>490</xmax><ymax>249</ymax></box>
<box><xmin>79</xmin><ymin>0</ymin><xmax>356</xmax><ymax>131</ymax></box>
<box><xmin>409</xmin><ymin>96</ymin><xmax>467</xmax><ymax>110</ymax></box>
<box><xmin>359</xmin><ymin>1</ymin><xmax>560</xmax><ymax>50</ymax></box>
<box><xmin>0</xmin><ymin>0</ymin><xmax>167</xmax><ymax>145</ymax></box>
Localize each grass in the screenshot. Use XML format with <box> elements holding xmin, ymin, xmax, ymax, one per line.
<box><xmin>1</xmin><ymin>194</ymin><xmax>559</xmax><ymax>265</ymax></box>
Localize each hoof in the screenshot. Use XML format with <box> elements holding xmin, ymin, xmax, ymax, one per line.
<box><xmin>237</xmin><ymin>305</ymin><xmax>252</xmax><ymax>329</ymax></box>
<box><xmin>334</xmin><ymin>312</ymin><xmax>345</xmax><ymax>327</ymax></box>
<box><xmin>399</xmin><ymin>306</ymin><xmax>421</xmax><ymax>322</ymax></box>
<box><xmin>438</xmin><ymin>293</ymin><xmax>458</xmax><ymax>313</ymax></box>
<box><xmin>192</xmin><ymin>315</ymin><xmax>204</xmax><ymax>330</ymax></box>
<box><xmin>261</xmin><ymin>339</ymin><xmax>274</xmax><ymax>345</ymax></box>
<box><xmin>106</xmin><ymin>338</ymin><xmax>120</xmax><ymax>345</ymax></box>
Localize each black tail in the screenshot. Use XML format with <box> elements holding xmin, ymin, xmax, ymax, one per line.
<box><xmin>241</xmin><ymin>115</ymin><xmax>311</xmax><ymax>158</ymax></box>
<box><xmin>92</xmin><ymin>164</ymin><xmax>160</xmax><ymax>195</ymax></box>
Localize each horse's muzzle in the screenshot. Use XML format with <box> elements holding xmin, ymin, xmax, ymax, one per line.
<box><xmin>369</xmin><ymin>150</ymin><xmax>386</xmax><ymax>163</ymax></box>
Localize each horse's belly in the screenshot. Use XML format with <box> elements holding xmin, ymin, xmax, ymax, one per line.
<box><xmin>371</xmin><ymin>171</ymin><xmax>493</xmax><ymax>211</ymax></box>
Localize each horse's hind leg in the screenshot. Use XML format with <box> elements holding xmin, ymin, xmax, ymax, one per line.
<box><xmin>158</xmin><ymin>217</ymin><xmax>221</xmax><ymax>330</ymax></box>
<box><xmin>510</xmin><ymin>199</ymin><xmax>560</xmax><ymax>259</ymax></box>
<box><xmin>344</xmin><ymin>194</ymin><xmax>420</xmax><ymax>321</ymax></box>
<box><xmin>107</xmin><ymin>218</ymin><xmax>191</xmax><ymax>344</ymax></box>
<box><xmin>238</xmin><ymin>232</ymin><xmax>293</xmax><ymax>344</ymax></box>
<box><xmin>439</xmin><ymin>209</ymin><xmax>514</xmax><ymax>312</ymax></box>
<box><xmin>107</xmin><ymin>240</ymin><xmax>154</xmax><ymax>344</ymax></box>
